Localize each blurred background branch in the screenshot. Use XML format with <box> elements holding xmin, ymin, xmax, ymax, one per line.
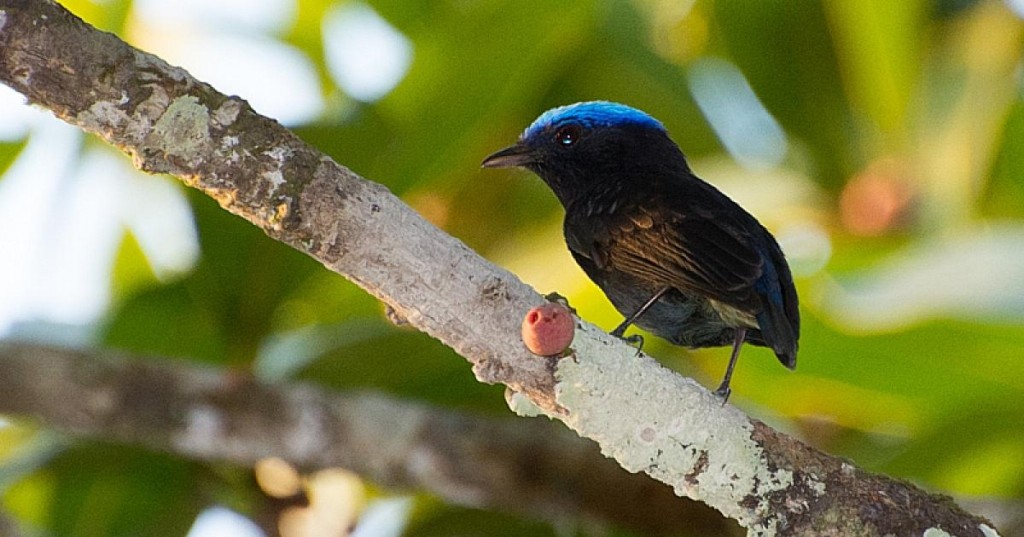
<box><xmin>0</xmin><ymin>341</ymin><xmax>735</xmax><ymax>536</ymax></box>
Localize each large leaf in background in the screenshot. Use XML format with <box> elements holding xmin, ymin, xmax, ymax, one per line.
<box><xmin>375</xmin><ymin>0</ymin><xmax>600</xmax><ymax>191</ymax></box>
<box><xmin>881</xmin><ymin>400</ymin><xmax>1024</xmax><ymax>498</ymax></box>
<box><xmin>804</xmin><ymin>227</ymin><xmax>1024</xmax><ymax>438</ymax></box>
<box><xmin>254</xmin><ymin>320</ymin><xmax>391</xmax><ymax>382</ymax></box>
<box><xmin>103</xmin><ymin>191</ymin><xmax>328</xmax><ymax>365</ymax></box>
<box><xmin>6</xmin><ymin>445</ymin><xmax>203</xmax><ymax>537</ymax></box>
<box><xmin>986</xmin><ymin>99</ymin><xmax>1024</xmax><ymax>218</ymax></box>
<box><xmin>59</xmin><ymin>0</ymin><xmax>133</xmax><ymax>32</ymax></box>
<box><xmin>823</xmin><ymin>0</ymin><xmax>926</xmax><ymax>142</ymax></box>
<box><xmin>296</xmin><ymin>323</ymin><xmax>509</xmax><ymax>413</ymax></box>
<box><xmin>0</xmin><ymin>142</ymin><xmax>26</xmax><ymax>178</ymax></box>
<box><xmin>712</xmin><ymin>0</ymin><xmax>858</xmax><ymax>187</ymax></box>
<box><xmin>102</xmin><ymin>279</ymin><xmax>228</xmax><ymax>363</ymax></box>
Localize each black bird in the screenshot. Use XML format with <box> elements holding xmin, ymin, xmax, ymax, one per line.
<box><xmin>482</xmin><ymin>101</ymin><xmax>799</xmax><ymax>399</ymax></box>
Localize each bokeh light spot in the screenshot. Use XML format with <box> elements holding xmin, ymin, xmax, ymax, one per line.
<box><xmin>322</xmin><ymin>3</ymin><xmax>413</xmax><ymax>102</ymax></box>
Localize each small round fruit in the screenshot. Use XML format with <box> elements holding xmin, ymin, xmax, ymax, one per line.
<box><xmin>521</xmin><ymin>303</ymin><xmax>575</xmax><ymax>356</ymax></box>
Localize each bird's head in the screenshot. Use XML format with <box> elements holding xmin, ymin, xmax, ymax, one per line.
<box><xmin>482</xmin><ymin>101</ymin><xmax>688</xmax><ymax>205</ymax></box>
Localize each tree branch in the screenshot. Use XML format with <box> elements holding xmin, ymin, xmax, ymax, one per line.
<box><xmin>0</xmin><ymin>1</ymin><xmax>1001</xmax><ymax>535</ymax></box>
<box><xmin>0</xmin><ymin>341</ymin><xmax>734</xmax><ymax>535</ymax></box>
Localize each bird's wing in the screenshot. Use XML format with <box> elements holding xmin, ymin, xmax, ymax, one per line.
<box><xmin>576</xmin><ymin>201</ymin><xmax>766</xmax><ymax>310</ymax></box>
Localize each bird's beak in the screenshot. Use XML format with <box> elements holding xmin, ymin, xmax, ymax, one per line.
<box><xmin>481</xmin><ymin>143</ymin><xmax>534</xmax><ymax>169</ymax></box>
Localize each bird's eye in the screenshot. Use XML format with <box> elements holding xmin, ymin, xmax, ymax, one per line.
<box><xmin>554</xmin><ymin>124</ymin><xmax>583</xmax><ymax>147</ymax></box>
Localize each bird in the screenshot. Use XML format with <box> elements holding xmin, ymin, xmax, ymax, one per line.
<box><xmin>481</xmin><ymin>101</ymin><xmax>799</xmax><ymax>400</ymax></box>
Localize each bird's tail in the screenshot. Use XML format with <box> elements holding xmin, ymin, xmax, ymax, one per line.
<box><xmin>756</xmin><ymin>298</ymin><xmax>798</xmax><ymax>369</ymax></box>
<box><xmin>753</xmin><ymin>255</ymin><xmax>799</xmax><ymax>369</ymax></box>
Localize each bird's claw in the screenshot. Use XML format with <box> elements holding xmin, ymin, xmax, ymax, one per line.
<box><xmin>713</xmin><ymin>383</ymin><xmax>732</xmax><ymax>404</ymax></box>
<box><xmin>610</xmin><ymin>330</ymin><xmax>644</xmax><ymax>355</ymax></box>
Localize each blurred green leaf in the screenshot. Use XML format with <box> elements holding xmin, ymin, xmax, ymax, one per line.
<box><xmin>7</xmin><ymin>445</ymin><xmax>203</xmax><ymax>537</ymax></box>
<box><xmin>0</xmin><ymin>141</ymin><xmax>26</xmax><ymax>177</ymax></box>
<box><xmin>254</xmin><ymin>319</ymin><xmax>390</xmax><ymax>381</ymax></box>
<box><xmin>110</xmin><ymin>230</ymin><xmax>161</xmax><ymax>305</ymax></box>
<box><xmin>103</xmin><ymin>191</ymin><xmax>328</xmax><ymax>365</ymax></box>
<box><xmin>825</xmin><ymin>0</ymin><xmax>926</xmax><ymax>142</ymax></box>
<box><xmin>985</xmin><ymin>99</ymin><xmax>1024</xmax><ymax>218</ymax></box>
<box><xmin>299</xmin><ymin>326</ymin><xmax>508</xmax><ymax>413</ymax></box>
<box><xmin>60</xmin><ymin>0</ymin><xmax>133</xmax><ymax>32</ymax></box>
<box><xmin>712</xmin><ymin>0</ymin><xmax>857</xmax><ymax>187</ymax></box>
<box><xmin>101</xmin><ymin>279</ymin><xmax>228</xmax><ymax>363</ymax></box>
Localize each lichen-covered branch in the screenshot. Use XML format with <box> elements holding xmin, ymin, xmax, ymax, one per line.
<box><xmin>0</xmin><ymin>1</ymin><xmax>1001</xmax><ymax>535</ymax></box>
<box><xmin>0</xmin><ymin>342</ymin><xmax>733</xmax><ymax>535</ymax></box>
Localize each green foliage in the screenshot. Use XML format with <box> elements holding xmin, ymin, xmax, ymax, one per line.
<box><xmin>0</xmin><ymin>142</ymin><xmax>26</xmax><ymax>176</ymax></box>
<box><xmin>6</xmin><ymin>445</ymin><xmax>204</xmax><ymax>537</ymax></box>
<box><xmin>3</xmin><ymin>0</ymin><xmax>1024</xmax><ymax>534</ymax></box>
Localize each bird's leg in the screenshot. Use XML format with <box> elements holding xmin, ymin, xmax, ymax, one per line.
<box><xmin>610</xmin><ymin>287</ymin><xmax>671</xmax><ymax>350</ymax></box>
<box><xmin>714</xmin><ymin>328</ymin><xmax>747</xmax><ymax>402</ymax></box>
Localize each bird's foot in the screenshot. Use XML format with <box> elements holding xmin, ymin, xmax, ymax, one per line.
<box><xmin>713</xmin><ymin>382</ymin><xmax>732</xmax><ymax>404</ymax></box>
<box><xmin>610</xmin><ymin>328</ymin><xmax>644</xmax><ymax>354</ymax></box>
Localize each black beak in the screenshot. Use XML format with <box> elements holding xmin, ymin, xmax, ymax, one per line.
<box><xmin>481</xmin><ymin>143</ymin><xmax>534</xmax><ymax>169</ymax></box>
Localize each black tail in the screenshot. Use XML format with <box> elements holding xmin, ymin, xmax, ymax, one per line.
<box><xmin>754</xmin><ymin>241</ymin><xmax>800</xmax><ymax>369</ymax></box>
<box><xmin>756</xmin><ymin>296</ymin><xmax>798</xmax><ymax>369</ymax></box>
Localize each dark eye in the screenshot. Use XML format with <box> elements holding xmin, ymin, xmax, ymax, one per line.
<box><xmin>554</xmin><ymin>124</ymin><xmax>583</xmax><ymax>147</ymax></box>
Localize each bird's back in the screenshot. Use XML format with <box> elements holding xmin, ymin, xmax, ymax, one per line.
<box><xmin>564</xmin><ymin>171</ymin><xmax>799</xmax><ymax>367</ymax></box>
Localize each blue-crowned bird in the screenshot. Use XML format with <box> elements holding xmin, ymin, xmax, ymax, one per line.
<box><xmin>482</xmin><ymin>101</ymin><xmax>799</xmax><ymax>400</ymax></box>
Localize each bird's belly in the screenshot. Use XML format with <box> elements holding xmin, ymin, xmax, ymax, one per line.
<box><xmin>707</xmin><ymin>299</ymin><xmax>758</xmax><ymax>329</ymax></box>
<box><xmin>597</xmin><ymin>276</ymin><xmax>735</xmax><ymax>348</ymax></box>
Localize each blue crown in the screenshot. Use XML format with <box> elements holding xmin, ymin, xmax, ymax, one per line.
<box><xmin>523</xmin><ymin>101</ymin><xmax>666</xmax><ymax>140</ymax></box>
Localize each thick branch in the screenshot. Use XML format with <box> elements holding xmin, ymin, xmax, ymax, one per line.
<box><xmin>0</xmin><ymin>342</ymin><xmax>733</xmax><ymax>535</ymax></box>
<box><xmin>0</xmin><ymin>2</ymin><xmax>1001</xmax><ymax>535</ymax></box>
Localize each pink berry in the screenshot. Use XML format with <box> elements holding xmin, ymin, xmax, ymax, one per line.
<box><xmin>522</xmin><ymin>303</ymin><xmax>575</xmax><ymax>356</ymax></box>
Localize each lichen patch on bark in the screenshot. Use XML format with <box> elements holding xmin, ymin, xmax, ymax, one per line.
<box><xmin>145</xmin><ymin>95</ymin><xmax>212</xmax><ymax>167</ymax></box>
<box><xmin>549</xmin><ymin>323</ymin><xmax>811</xmax><ymax>534</ymax></box>
<box><xmin>980</xmin><ymin>524</ymin><xmax>1001</xmax><ymax>537</ymax></box>
<box><xmin>211</xmin><ymin>98</ymin><xmax>243</xmax><ymax>127</ymax></box>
